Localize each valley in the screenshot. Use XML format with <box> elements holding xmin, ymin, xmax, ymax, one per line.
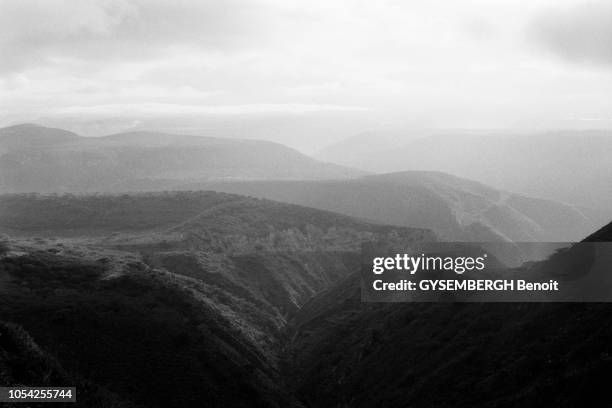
<box><xmin>3</xmin><ymin>0</ymin><xmax>611</xmax><ymax>405</ymax></box>
<box><xmin>1</xmin><ymin>125</ymin><xmax>611</xmax><ymax>407</ymax></box>
<box><xmin>0</xmin><ymin>124</ymin><xmax>606</xmax><ymax>245</ymax></box>
<box><xmin>1</xmin><ymin>191</ymin><xmax>611</xmax><ymax>407</ymax></box>
<box><xmin>0</xmin><ymin>191</ymin><xmax>431</xmax><ymax>407</ymax></box>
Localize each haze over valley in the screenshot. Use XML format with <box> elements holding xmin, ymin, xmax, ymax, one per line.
<box><xmin>1</xmin><ymin>123</ymin><xmax>609</xmax><ymax>245</ymax></box>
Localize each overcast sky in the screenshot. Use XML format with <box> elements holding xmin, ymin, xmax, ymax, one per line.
<box><xmin>1</xmin><ymin>0</ymin><xmax>611</xmax><ymax>149</ymax></box>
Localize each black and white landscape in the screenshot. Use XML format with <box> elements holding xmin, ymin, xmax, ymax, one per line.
<box><xmin>1</xmin><ymin>1</ymin><xmax>612</xmax><ymax>407</ymax></box>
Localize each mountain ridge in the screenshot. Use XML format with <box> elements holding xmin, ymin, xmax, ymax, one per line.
<box><xmin>315</xmin><ymin>130</ymin><xmax>612</xmax><ymax>210</ymax></box>
<box><xmin>187</xmin><ymin>171</ymin><xmax>606</xmax><ymax>243</ymax></box>
<box><xmin>0</xmin><ymin>124</ymin><xmax>364</xmax><ymax>194</ymax></box>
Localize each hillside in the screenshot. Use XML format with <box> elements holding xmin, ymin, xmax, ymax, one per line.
<box><xmin>0</xmin><ymin>191</ymin><xmax>431</xmax><ymax>407</ymax></box>
<box><xmin>584</xmin><ymin>222</ymin><xmax>612</xmax><ymax>242</ymax></box>
<box><xmin>1</xmin><ymin>192</ymin><xmax>611</xmax><ymax>407</ymax></box>
<box><xmin>0</xmin><ymin>251</ymin><xmax>296</xmax><ymax>408</ymax></box>
<box><xmin>0</xmin><ymin>124</ymin><xmax>362</xmax><ymax>194</ymax></box>
<box><xmin>0</xmin><ymin>124</ymin><xmax>82</xmax><ymax>153</ymax></box>
<box><xmin>0</xmin><ymin>191</ymin><xmax>432</xmax><ymax>311</ymax></box>
<box><xmin>0</xmin><ymin>321</ymin><xmax>134</xmax><ymax>408</ymax></box>
<box><xmin>285</xmin><ymin>220</ymin><xmax>612</xmax><ymax>407</ymax></box>
<box><xmin>186</xmin><ymin>171</ymin><xmax>605</xmax><ymax>242</ymax></box>
<box><xmin>315</xmin><ymin>130</ymin><xmax>612</xmax><ymax>210</ymax></box>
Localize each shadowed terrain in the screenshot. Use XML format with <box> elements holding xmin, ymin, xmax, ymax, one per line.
<box><xmin>0</xmin><ymin>191</ymin><xmax>611</xmax><ymax>407</ymax></box>
<box><xmin>285</xmin><ymin>221</ymin><xmax>612</xmax><ymax>408</ymax></box>
<box><xmin>0</xmin><ymin>191</ymin><xmax>430</xmax><ymax>408</ymax></box>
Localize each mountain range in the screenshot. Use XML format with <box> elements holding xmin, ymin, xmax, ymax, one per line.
<box><xmin>0</xmin><ymin>124</ymin><xmax>361</xmax><ymax>194</ymax></box>
<box><xmin>315</xmin><ymin>130</ymin><xmax>612</xmax><ymax>210</ymax></box>
<box><xmin>1</xmin><ymin>191</ymin><xmax>611</xmax><ymax>407</ymax></box>
<box><xmin>1</xmin><ymin>123</ymin><xmax>607</xmax><ymax>245</ymax></box>
<box><xmin>190</xmin><ymin>171</ymin><xmax>606</xmax><ymax>243</ymax></box>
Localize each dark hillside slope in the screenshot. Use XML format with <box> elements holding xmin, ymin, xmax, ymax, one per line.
<box><xmin>0</xmin><ymin>321</ymin><xmax>134</xmax><ymax>408</ymax></box>
<box><xmin>286</xmin><ymin>220</ymin><xmax>612</xmax><ymax>408</ymax></box>
<box><xmin>1</xmin><ymin>191</ymin><xmax>610</xmax><ymax>407</ymax></box>
<box><xmin>584</xmin><ymin>222</ymin><xmax>612</xmax><ymax>242</ymax></box>
<box><xmin>0</xmin><ymin>191</ymin><xmax>432</xmax><ymax>407</ymax></box>
<box><xmin>0</xmin><ymin>191</ymin><xmax>432</xmax><ymax>319</ymax></box>
<box><xmin>0</xmin><ymin>252</ymin><xmax>295</xmax><ymax>408</ymax></box>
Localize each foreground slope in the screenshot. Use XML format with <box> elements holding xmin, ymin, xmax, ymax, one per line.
<box><xmin>0</xmin><ymin>124</ymin><xmax>361</xmax><ymax>193</ymax></box>
<box><xmin>190</xmin><ymin>171</ymin><xmax>604</xmax><ymax>242</ymax></box>
<box><xmin>0</xmin><ymin>321</ymin><xmax>134</xmax><ymax>408</ymax></box>
<box><xmin>0</xmin><ymin>251</ymin><xmax>293</xmax><ymax>408</ymax></box>
<box><xmin>0</xmin><ymin>191</ymin><xmax>430</xmax><ymax>407</ymax></box>
<box><xmin>285</xmin><ymin>220</ymin><xmax>612</xmax><ymax>408</ymax></box>
<box><xmin>1</xmin><ymin>191</ymin><xmax>611</xmax><ymax>407</ymax></box>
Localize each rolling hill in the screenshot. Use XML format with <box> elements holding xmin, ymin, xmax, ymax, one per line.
<box><xmin>0</xmin><ymin>124</ymin><xmax>362</xmax><ymax>194</ymax></box>
<box><xmin>315</xmin><ymin>130</ymin><xmax>612</xmax><ymax>210</ymax></box>
<box><xmin>186</xmin><ymin>171</ymin><xmax>606</xmax><ymax>243</ymax></box>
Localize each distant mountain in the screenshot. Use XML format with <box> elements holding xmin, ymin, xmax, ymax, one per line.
<box><xmin>0</xmin><ymin>124</ymin><xmax>363</xmax><ymax>193</ymax></box>
<box><xmin>316</xmin><ymin>130</ymin><xmax>612</xmax><ymax>210</ymax></box>
<box><xmin>187</xmin><ymin>171</ymin><xmax>605</xmax><ymax>242</ymax></box>
<box><xmin>0</xmin><ymin>123</ymin><xmax>82</xmax><ymax>153</ymax></box>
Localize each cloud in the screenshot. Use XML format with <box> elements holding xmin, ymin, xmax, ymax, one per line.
<box><xmin>2</xmin><ymin>0</ymin><xmax>612</xmax><ymax>141</ymax></box>
<box><xmin>0</xmin><ymin>0</ymin><xmax>265</xmax><ymax>73</ymax></box>
<box><xmin>528</xmin><ymin>1</ymin><xmax>612</xmax><ymax>67</ymax></box>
